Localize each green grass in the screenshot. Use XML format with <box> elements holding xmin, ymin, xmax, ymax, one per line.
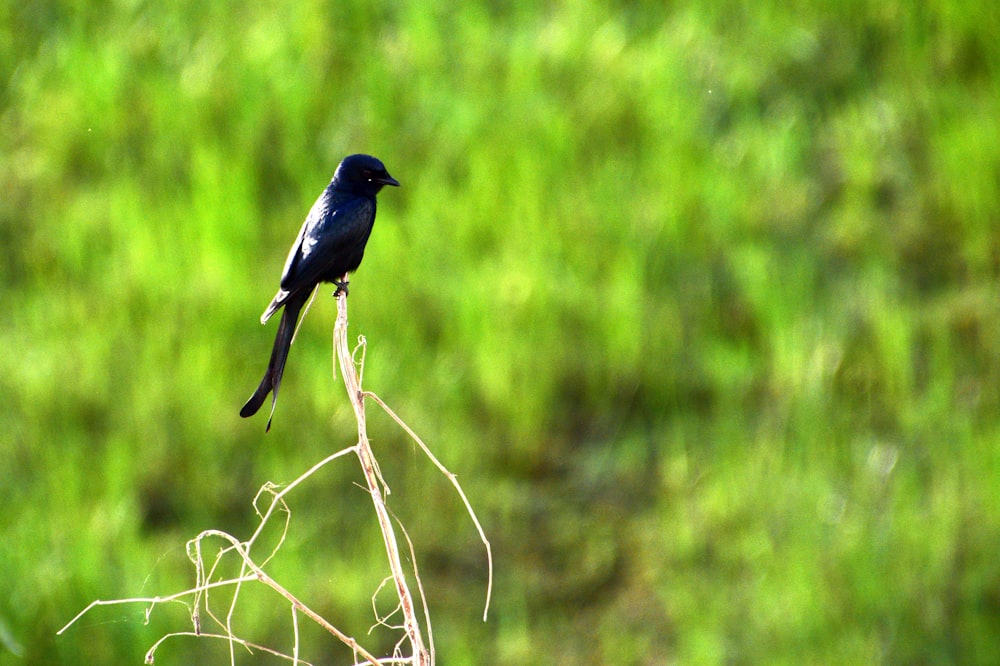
<box><xmin>3</xmin><ymin>0</ymin><xmax>1000</xmax><ymax>663</ymax></box>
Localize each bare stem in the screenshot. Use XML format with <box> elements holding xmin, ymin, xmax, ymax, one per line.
<box><xmin>334</xmin><ymin>290</ymin><xmax>430</xmax><ymax>666</ymax></box>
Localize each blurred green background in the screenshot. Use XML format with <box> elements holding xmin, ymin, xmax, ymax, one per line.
<box><xmin>3</xmin><ymin>0</ymin><xmax>1000</xmax><ymax>663</ymax></box>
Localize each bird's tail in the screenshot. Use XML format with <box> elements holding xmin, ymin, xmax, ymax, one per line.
<box><xmin>240</xmin><ymin>294</ymin><xmax>306</xmax><ymax>432</ymax></box>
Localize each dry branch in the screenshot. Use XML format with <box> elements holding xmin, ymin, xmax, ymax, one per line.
<box><xmin>59</xmin><ymin>290</ymin><xmax>490</xmax><ymax>665</ymax></box>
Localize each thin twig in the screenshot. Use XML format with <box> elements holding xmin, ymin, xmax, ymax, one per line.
<box><xmin>59</xmin><ymin>495</ymin><xmax>385</xmax><ymax>666</ymax></box>
<box><xmin>143</xmin><ymin>630</ymin><xmax>317</xmax><ymax>665</ymax></box>
<box><xmin>393</xmin><ymin>511</ymin><xmax>435</xmax><ymax>665</ymax></box>
<box><xmin>364</xmin><ymin>391</ymin><xmax>494</xmax><ymax>621</ymax></box>
<box><xmin>194</xmin><ymin>529</ymin><xmax>385</xmax><ymax>666</ymax></box>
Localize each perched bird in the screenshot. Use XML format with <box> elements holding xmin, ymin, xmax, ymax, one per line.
<box><xmin>240</xmin><ymin>154</ymin><xmax>399</xmax><ymax>431</ymax></box>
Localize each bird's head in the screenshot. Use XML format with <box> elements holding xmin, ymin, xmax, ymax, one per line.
<box><xmin>333</xmin><ymin>154</ymin><xmax>400</xmax><ymax>195</ymax></box>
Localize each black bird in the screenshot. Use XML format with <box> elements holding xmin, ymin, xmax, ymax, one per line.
<box><xmin>241</xmin><ymin>154</ymin><xmax>399</xmax><ymax>431</ymax></box>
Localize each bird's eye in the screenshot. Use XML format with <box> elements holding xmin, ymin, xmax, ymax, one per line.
<box><xmin>363</xmin><ymin>169</ymin><xmax>372</xmax><ymax>179</ymax></box>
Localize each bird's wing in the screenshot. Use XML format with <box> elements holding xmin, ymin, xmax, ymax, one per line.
<box><xmin>278</xmin><ymin>193</ymin><xmax>330</xmax><ymax>289</ymax></box>
<box><xmin>259</xmin><ymin>193</ymin><xmax>331</xmax><ymax>323</ymax></box>
<box><xmin>279</xmin><ymin>195</ymin><xmax>375</xmax><ymax>296</ymax></box>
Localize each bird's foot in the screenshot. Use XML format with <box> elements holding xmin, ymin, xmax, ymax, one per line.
<box><xmin>333</xmin><ymin>279</ymin><xmax>350</xmax><ymax>297</ymax></box>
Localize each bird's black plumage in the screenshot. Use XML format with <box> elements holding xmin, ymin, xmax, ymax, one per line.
<box><xmin>240</xmin><ymin>154</ymin><xmax>399</xmax><ymax>430</ymax></box>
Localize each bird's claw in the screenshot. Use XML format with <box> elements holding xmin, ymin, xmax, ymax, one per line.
<box><xmin>333</xmin><ymin>279</ymin><xmax>350</xmax><ymax>297</ymax></box>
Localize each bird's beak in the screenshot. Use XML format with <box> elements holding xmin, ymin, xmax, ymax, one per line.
<box><xmin>378</xmin><ymin>174</ymin><xmax>401</xmax><ymax>187</ymax></box>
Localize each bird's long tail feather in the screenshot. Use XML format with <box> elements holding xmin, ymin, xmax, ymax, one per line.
<box><xmin>240</xmin><ymin>294</ymin><xmax>306</xmax><ymax>431</ymax></box>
